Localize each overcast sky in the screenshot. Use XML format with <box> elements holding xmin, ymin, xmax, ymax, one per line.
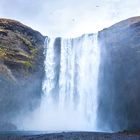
<box><xmin>0</xmin><ymin>0</ymin><xmax>140</xmax><ymax>37</ymax></box>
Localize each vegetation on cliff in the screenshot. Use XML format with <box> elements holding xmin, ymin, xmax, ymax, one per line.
<box><xmin>0</xmin><ymin>18</ymin><xmax>45</xmax><ymax>130</ymax></box>
<box><xmin>0</xmin><ymin>19</ymin><xmax>45</xmax><ymax>80</ymax></box>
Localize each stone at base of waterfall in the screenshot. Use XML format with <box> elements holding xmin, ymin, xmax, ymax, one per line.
<box><xmin>1</xmin><ymin>132</ymin><xmax>140</xmax><ymax>140</ymax></box>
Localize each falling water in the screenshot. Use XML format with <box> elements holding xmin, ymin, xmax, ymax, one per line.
<box><xmin>41</xmin><ymin>33</ymin><xmax>100</xmax><ymax>130</ymax></box>
<box><xmin>20</xmin><ymin>33</ymin><xmax>100</xmax><ymax>131</ymax></box>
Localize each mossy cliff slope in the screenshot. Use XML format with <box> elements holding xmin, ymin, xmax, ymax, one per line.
<box><xmin>0</xmin><ymin>18</ymin><xmax>45</xmax><ymax>128</ymax></box>
<box><xmin>98</xmin><ymin>16</ymin><xmax>140</xmax><ymax>131</ymax></box>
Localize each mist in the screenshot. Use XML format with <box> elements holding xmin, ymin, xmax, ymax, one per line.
<box><xmin>16</xmin><ymin>103</ymin><xmax>92</xmax><ymax>131</ymax></box>
<box><xmin>0</xmin><ymin>0</ymin><xmax>140</xmax><ymax>37</ymax></box>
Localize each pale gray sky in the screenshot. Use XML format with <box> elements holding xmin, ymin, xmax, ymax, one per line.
<box><xmin>0</xmin><ymin>0</ymin><xmax>140</xmax><ymax>37</ymax></box>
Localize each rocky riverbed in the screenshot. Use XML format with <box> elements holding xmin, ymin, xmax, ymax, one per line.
<box><xmin>0</xmin><ymin>132</ymin><xmax>140</xmax><ymax>140</ymax></box>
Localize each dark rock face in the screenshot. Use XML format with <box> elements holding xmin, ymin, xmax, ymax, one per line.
<box><xmin>0</xmin><ymin>18</ymin><xmax>45</xmax><ymax>129</ymax></box>
<box><xmin>98</xmin><ymin>16</ymin><xmax>140</xmax><ymax>131</ymax></box>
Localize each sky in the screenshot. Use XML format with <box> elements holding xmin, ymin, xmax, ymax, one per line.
<box><xmin>0</xmin><ymin>0</ymin><xmax>140</xmax><ymax>37</ymax></box>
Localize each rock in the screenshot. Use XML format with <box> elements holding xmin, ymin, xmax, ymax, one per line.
<box><xmin>98</xmin><ymin>16</ymin><xmax>140</xmax><ymax>131</ymax></box>
<box><xmin>0</xmin><ymin>18</ymin><xmax>45</xmax><ymax>126</ymax></box>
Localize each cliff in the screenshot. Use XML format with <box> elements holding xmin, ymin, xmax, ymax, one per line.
<box><xmin>98</xmin><ymin>16</ymin><xmax>140</xmax><ymax>131</ymax></box>
<box><xmin>0</xmin><ymin>18</ymin><xmax>45</xmax><ymax>130</ymax></box>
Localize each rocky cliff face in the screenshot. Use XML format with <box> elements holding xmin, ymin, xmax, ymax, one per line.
<box><xmin>0</xmin><ymin>19</ymin><xmax>45</xmax><ymax>129</ymax></box>
<box><xmin>98</xmin><ymin>16</ymin><xmax>140</xmax><ymax>131</ymax></box>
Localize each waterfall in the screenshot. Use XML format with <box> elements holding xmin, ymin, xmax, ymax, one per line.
<box><xmin>40</xmin><ymin>33</ymin><xmax>100</xmax><ymax>131</ymax></box>
<box><xmin>21</xmin><ymin>33</ymin><xmax>100</xmax><ymax>131</ymax></box>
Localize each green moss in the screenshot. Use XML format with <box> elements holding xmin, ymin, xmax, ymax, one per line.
<box><xmin>0</xmin><ymin>47</ymin><xmax>31</xmax><ymax>63</ymax></box>
<box><xmin>16</xmin><ymin>33</ymin><xmax>32</xmax><ymax>50</ymax></box>
<box><xmin>0</xmin><ymin>46</ymin><xmax>36</xmax><ymax>73</ymax></box>
<box><xmin>23</xmin><ymin>61</ymin><xmax>32</xmax><ymax>69</ymax></box>
<box><xmin>30</xmin><ymin>48</ymin><xmax>38</xmax><ymax>59</ymax></box>
<box><xmin>0</xmin><ymin>48</ymin><xmax>7</xmax><ymax>59</ymax></box>
<box><xmin>23</xmin><ymin>61</ymin><xmax>35</xmax><ymax>77</ymax></box>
